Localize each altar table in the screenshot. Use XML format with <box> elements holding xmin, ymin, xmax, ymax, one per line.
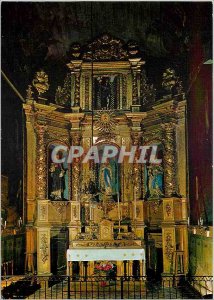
<box><xmin>67</xmin><ymin>248</ymin><xmax>145</xmax><ymax>277</ymax></box>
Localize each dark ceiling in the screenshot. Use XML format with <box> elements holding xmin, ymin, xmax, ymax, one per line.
<box><xmin>1</xmin><ymin>1</ymin><xmax>212</xmax><ymax>211</ymax></box>
<box><xmin>1</xmin><ymin>2</ymin><xmax>212</xmax><ymax>99</ymax></box>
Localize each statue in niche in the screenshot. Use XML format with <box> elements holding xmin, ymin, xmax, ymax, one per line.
<box><xmin>49</xmin><ymin>153</ymin><xmax>65</xmax><ymax>200</ymax></box>
<box><xmin>147</xmin><ymin>165</ymin><xmax>164</xmax><ymax>198</ymax></box>
<box><xmin>99</xmin><ymin>163</ymin><xmax>113</xmax><ymax>195</ymax></box>
<box><xmin>94</xmin><ymin>75</ymin><xmax>118</xmax><ymax>109</ymax></box>
<box><xmin>98</xmin><ymin>159</ymin><xmax>119</xmax><ymax>197</ymax></box>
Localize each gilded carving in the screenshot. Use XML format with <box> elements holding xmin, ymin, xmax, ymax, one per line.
<box><xmin>140</xmin><ymin>70</ymin><xmax>156</xmax><ymax>108</ymax></box>
<box><xmin>122</xmin><ymin>75</ymin><xmax>127</xmax><ymax>109</ymax></box>
<box><xmin>71</xmin><ymin>132</ymin><xmax>82</xmax><ymax>200</ymax></box>
<box><xmin>165</xmin><ymin>203</ymin><xmax>172</xmax><ymax>216</ymax></box>
<box><xmin>32</xmin><ymin>70</ymin><xmax>49</xmax><ymax>96</ymax></box>
<box><xmin>74</xmin><ymin>72</ymin><xmax>80</xmax><ymax>106</ymax></box>
<box><xmin>162</xmin><ymin>122</ymin><xmax>177</xmax><ymax>197</ymax></box>
<box><xmin>35</xmin><ymin>123</ymin><xmax>47</xmax><ymax>199</ymax></box>
<box><xmin>40</xmin><ymin>234</ymin><xmax>48</xmax><ymax>263</ymax></box>
<box><xmin>94</xmin><ymin>111</ymin><xmax>117</xmax><ymax>141</ymax></box>
<box><xmin>162</xmin><ymin>68</ymin><xmax>183</xmax><ymax>95</ymax></box>
<box><xmin>132</xmin><ymin>71</ymin><xmax>138</xmax><ymax>105</ymax></box>
<box><xmin>131</xmin><ymin>131</ymin><xmax>142</xmax><ymax>197</ymax></box>
<box><xmin>165</xmin><ymin>233</ymin><xmax>174</xmax><ymax>261</ymax></box>
<box><xmin>55</xmin><ymin>73</ymin><xmax>71</xmax><ymax>106</ymax></box>
<box><xmin>26</xmin><ymin>85</ymin><xmax>34</xmax><ymax>101</ymax></box>
<box><xmin>150</xmin><ymin>200</ymin><xmax>162</xmax><ymax>215</ymax></box>
<box><xmin>40</xmin><ymin>205</ymin><xmax>47</xmax><ymax>220</ymax></box>
<box><xmin>82</xmin><ymin>34</ymin><xmax>129</xmax><ymax>61</ymax></box>
<box><xmin>51</xmin><ymin>201</ymin><xmax>69</xmax><ymax>215</ymax></box>
<box><xmin>85</xmin><ymin>75</ymin><xmax>90</xmax><ymax>110</ymax></box>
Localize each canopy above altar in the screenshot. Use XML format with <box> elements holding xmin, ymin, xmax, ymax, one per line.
<box><xmin>67</xmin><ymin>248</ymin><xmax>145</xmax><ymax>262</ymax></box>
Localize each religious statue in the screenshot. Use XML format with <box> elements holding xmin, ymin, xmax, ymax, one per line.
<box><xmin>32</xmin><ymin>70</ymin><xmax>49</xmax><ymax>96</ymax></box>
<box><xmin>88</xmin><ymin>179</ymin><xmax>96</xmax><ymax>194</ymax></box>
<box><xmin>147</xmin><ymin>165</ymin><xmax>164</xmax><ymax>198</ymax></box>
<box><xmin>49</xmin><ymin>162</ymin><xmax>65</xmax><ymax>200</ymax></box>
<box><xmin>98</xmin><ymin>76</ymin><xmax>111</xmax><ymax>109</ymax></box>
<box><xmin>99</xmin><ymin>164</ymin><xmax>113</xmax><ymax>195</ymax></box>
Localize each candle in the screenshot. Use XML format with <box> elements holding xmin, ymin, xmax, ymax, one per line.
<box><xmin>134</xmin><ymin>188</ymin><xmax>137</xmax><ymax>219</ymax></box>
<box><xmin>1</xmin><ymin>218</ymin><xmax>2</xmax><ymax>226</ymax></box>
<box><xmin>89</xmin><ymin>202</ymin><xmax>92</xmax><ymax>221</ymax></box>
<box><xmin>193</xmin><ymin>227</ymin><xmax>196</xmax><ymax>234</ymax></box>
<box><xmin>187</xmin><ymin>217</ymin><xmax>190</xmax><ymax>226</ymax></box>
<box><xmin>4</xmin><ymin>221</ymin><xmax>6</xmax><ymax>228</ymax></box>
<box><xmin>117</xmin><ymin>193</ymin><xmax>121</xmax><ymax>233</ymax></box>
<box><xmin>117</xmin><ymin>193</ymin><xmax>120</xmax><ymax>220</ymax></box>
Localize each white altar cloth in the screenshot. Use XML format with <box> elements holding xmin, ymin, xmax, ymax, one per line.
<box><xmin>67</xmin><ymin>248</ymin><xmax>145</xmax><ymax>262</ymax></box>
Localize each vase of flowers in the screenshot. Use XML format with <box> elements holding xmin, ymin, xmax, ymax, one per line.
<box><xmin>94</xmin><ymin>261</ymin><xmax>115</xmax><ymax>287</ymax></box>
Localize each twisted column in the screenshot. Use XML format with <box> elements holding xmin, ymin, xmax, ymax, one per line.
<box><xmin>35</xmin><ymin>123</ymin><xmax>47</xmax><ymax>199</ymax></box>
<box><xmin>74</xmin><ymin>71</ymin><xmax>80</xmax><ymax>106</ymax></box>
<box><xmin>162</xmin><ymin>122</ymin><xmax>177</xmax><ymax>197</ymax></box>
<box><xmin>132</xmin><ymin>70</ymin><xmax>138</xmax><ymax>105</ymax></box>
<box><xmin>71</xmin><ymin>132</ymin><xmax>82</xmax><ymax>200</ymax></box>
<box><xmin>131</xmin><ymin>131</ymin><xmax>142</xmax><ymax>199</ymax></box>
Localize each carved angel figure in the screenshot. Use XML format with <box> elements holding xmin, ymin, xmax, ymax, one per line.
<box><xmin>32</xmin><ymin>70</ymin><xmax>49</xmax><ymax>96</ymax></box>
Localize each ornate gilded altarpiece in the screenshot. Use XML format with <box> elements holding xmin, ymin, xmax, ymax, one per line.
<box><xmin>23</xmin><ymin>34</ymin><xmax>188</xmax><ymax>279</ymax></box>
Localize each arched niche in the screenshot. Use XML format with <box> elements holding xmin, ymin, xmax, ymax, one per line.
<box><xmin>94</xmin><ymin>142</ymin><xmax>121</xmax><ymax>201</ymax></box>
<box><xmin>47</xmin><ymin>141</ymin><xmax>70</xmax><ymax>201</ymax></box>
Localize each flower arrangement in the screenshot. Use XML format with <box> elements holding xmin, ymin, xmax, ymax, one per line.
<box><xmin>94</xmin><ymin>261</ymin><xmax>115</xmax><ymax>286</ymax></box>
<box><xmin>94</xmin><ymin>261</ymin><xmax>114</xmax><ymax>274</ymax></box>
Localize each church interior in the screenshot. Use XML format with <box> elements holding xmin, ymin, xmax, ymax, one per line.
<box><xmin>1</xmin><ymin>2</ymin><xmax>213</xmax><ymax>299</ymax></box>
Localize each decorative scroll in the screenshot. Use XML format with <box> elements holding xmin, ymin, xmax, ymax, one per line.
<box><xmin>35</xmin><ymin>123</ymin><xmax>47</xmax><ymax>199</ymax></box>
<box><xmin>40</xmin><ymin>234</ymin><xmax>48</xmax><ymax>263</ymax></box>
<box><xmin>82</xmin><ymin>34</ymin><xmax>129</xmax><ymax>61</ymax></box>
<box><xmin>162</xmin><ymin>122</ymin><xmax>177</xmax><ymax>197</ymax></box>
